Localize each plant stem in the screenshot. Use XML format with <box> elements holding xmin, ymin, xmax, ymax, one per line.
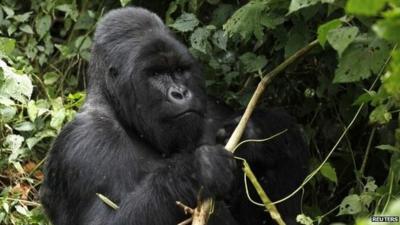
<box><xmin>191</xmin><ymin>39</ymin><xmax>319</xmax><ymax>225</ymax></box>
<box><xmin>359</xmin><ymin>127</ymin><xmax>376</xmax><ymax>176</ymax></box>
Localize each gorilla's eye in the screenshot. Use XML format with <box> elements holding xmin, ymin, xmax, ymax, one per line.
<box><xmin>152</xmin><ymin>71</ymin><xmax>161</xmax><ymax>76</ymax></box>
<box><xmin>109</xmin><ymin>67</ymin><xmax>118</xmax><ymax>78</ymax></box>
<box><xmin>175</xmin><ymin>66</ymin><xmax>189</xmax><ymax>74</ymax></box>
<box><xmin>151</xmin><ymin>69</ymin><xmax>167</xmax><ymax>76</ymax></box>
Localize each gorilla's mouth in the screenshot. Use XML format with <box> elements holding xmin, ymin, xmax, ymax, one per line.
<box><xmin>172</xmin><ymin>110</ymin><xmax>204</xmax><ymax>119</ymax></box>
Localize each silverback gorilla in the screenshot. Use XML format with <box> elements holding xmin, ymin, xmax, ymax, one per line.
<box><xmin>41</xmin><ymin>7</ymin><xmax>308</xmax><ymax>225</ymax></box>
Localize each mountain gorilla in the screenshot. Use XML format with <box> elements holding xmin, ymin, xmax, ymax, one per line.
<box><xmin>40</xmin><ymin>7</ymin><xmax>308</xmax><ymax>225</ymax></box>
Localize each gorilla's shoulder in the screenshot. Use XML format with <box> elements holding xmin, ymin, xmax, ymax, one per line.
<box><xmin>61</xmin><ymin>107</ymin><xmax>123</xmax><ymax>138</ymax></box>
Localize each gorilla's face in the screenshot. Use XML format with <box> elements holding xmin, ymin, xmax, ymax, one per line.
<box><xmin>108</xmin><ymin>34</ymin><xmax>207</xmax><ymax>154</ymax></box>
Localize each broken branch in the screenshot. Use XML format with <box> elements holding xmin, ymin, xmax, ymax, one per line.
<box><xmin>191</xmin><ymin>39</ymin><xmax>319</xmax><ymax>225</ymax></box>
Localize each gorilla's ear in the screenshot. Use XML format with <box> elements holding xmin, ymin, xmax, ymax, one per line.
<box><xmin>109</xmin><ymin>66</ymin><xmax>118</xmax><ymax>78</ymax></box>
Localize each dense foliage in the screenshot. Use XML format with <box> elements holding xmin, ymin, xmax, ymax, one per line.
<box><xmin>0</xmin><ymin>0</ymin><xmax>399</xmax><ymax>224</ymax></box>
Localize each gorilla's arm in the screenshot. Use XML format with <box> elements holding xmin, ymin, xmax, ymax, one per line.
<box><xmin>108</xmin><ymin>154</ymin><xmax>198</xmax><ymax>225</ymax></box>
<box><xmin>213</xmin><ymin>108</ymin><xmax>309</xmax><ymax>225</ymax></box>
<box><xmin>215</xmin><ymin>109</ymin><xmax>308</xmax><ymax>168</ymax></box>
<box><xmin>42</xmin><ymin>113</ymin><xmax>235</xmax><ymax>225</ymax></box>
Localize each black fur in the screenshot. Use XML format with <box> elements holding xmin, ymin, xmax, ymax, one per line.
<box><xmin>218</xmin><ymin>109</ymin><xmax>309</xmax><ymax>225</ymax></box>
<box><xmin>41</xmin><ymin>7</ymin><xmax>308</xmax><ymax>225</ymax></box>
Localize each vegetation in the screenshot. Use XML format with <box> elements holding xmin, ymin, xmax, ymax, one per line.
<box><xmin>0</xmin><ymin>0</ymin><xmax>399</xmax><ymax>224</ymax></box>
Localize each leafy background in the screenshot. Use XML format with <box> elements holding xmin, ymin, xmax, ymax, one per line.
<box><xmin>0</xmin><ymin>0</ymin><xmax>399</xmax><ymax>224</ymax></box>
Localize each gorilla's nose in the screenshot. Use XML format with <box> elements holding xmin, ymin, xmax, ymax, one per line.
<box><xmin>168</xmin><ymin>86</ymin><xmax>192</xmax><ymax>104</ymax></box>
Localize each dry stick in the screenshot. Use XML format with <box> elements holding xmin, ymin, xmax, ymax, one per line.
<box><xmin>178</xmin><ymin>218</ymin><xmax>193</xmax><ymax>225</ymax></box>
<box><xmin>191</xmin><ymin>39</ymin><xmax>320</xmax><ymax>225</ymax></box>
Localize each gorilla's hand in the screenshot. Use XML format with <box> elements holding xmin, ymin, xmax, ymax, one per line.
<box><xmin>194</xmin><ymin>145</ymin><xmax>236</xmax><ymax>198</ymax></box>
<box><xmin>216</xmin><ymin>112</ymin><xmax>294</xmax><ymax>169</ymax></box>
<box><xmin>216</xmin><ymin>115</ymin><xmax>274</xmax><ymax>167</ymax></box>
<box><xmin>216</xmin><ymin>116</ymin><xmax>262</xmax><ymax>147</ymax></box>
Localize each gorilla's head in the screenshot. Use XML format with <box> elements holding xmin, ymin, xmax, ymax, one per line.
<box><xmin>88</xmin><ymin>7</ymin><xmax>207</xmax><ymax>154</ymax></box>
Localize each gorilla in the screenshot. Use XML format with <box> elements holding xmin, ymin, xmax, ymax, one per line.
<box><xmin>40</xmin><ymin>7</ymin><xmax>308</xmax><ymax>225</ymax></box>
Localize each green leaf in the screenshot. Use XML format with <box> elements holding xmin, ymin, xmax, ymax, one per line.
<box><xmin>289</xmin><ymin>0</ymin><xmax>320</xmax><ymax>13</ymax></box>
<box><xmin>376</xmin><ymin>145</ymin><xmax>400</xmax><ymax>152</ymax></box>
<box><xmin>296</xmin><ymin>214</ymin><xmax>313</xmax><ymax>225</ymax></box>
<box><xmin>166</xmin><ymin>3</ymin><xmax>178</xmax><ymax>24</ymax></box>
<box><xmin>65</xmin><ymin>108</ymin><xmax>77</xmax><ymax>122</ymax></box>
<box><xmin>51</xmin><ymin>97</ymin><xmax>64</xmax><ymax>111</ymax></box>
<box><xmin>74</xmin><ymin>11</ymin><xmax>96</xmax><ymax>30</ymax></box>
<box><xmin>2</xmin><ymin>6</ymin><xmax>14</xmax><ymax>18</ymax></box>
<box><xmin>0</xmin><ymin>37</ymin><xmax>16</xmax><ymax>57</ymax></box>
<box><xmin>0</xmin><ymin>105</ymin><xmax>16</xmax><ymax>122</ymax></box>
<box><xmin>43</xmin><ymin>72</ymin><xmax>60</xmax><ymax>85</ymax></box>
<box><xmin>239</xmin><ymin>52</ymin><xmax>267</xmax><ymax>73</ymax></box>
<box><xmin>260</xmin><ymin>16</ymin><xmax>285</xmax><ymax>31</ymax></box>
<box><xmin>55</xmin><ymin>44</ymin><xmax>76</xmax><ymax>58</ymax></box>
<box><xmin>120</xmin><ymin>0</ymin><xmax>131</xmax><ymax>7</ymax></box>
<box><xmin>56</xmin><ymin>4</ymin><xmax>78</xmax><ymax>21</ymax></box>
<box><xmin>212</xmin><ymin>30</ymin><xmax>228</xmax><ymax>50</ymax></box>
<box><xmin>223</xmin><ymin>1</ymin><xmax>284</xmax><ymax>41</ymax></box>
<box><xmin>373</xmin><ymin>10</ymin><xmax>400</xmax><ymax>43</ymax></box>
<box><xmin>34</xmin><ymin>99</ymin><xmax>50</xmax><ymax>117</ymax></box>
<box><xmin>386</xmin><ymin>199</ymin><xmax>400</xmax><ymax>217</ymax></box>
<box><xmin>369</xmin><ymin>105</ymin><xmax>392</xmax><ymax>124</ymax></box>
<box><xmin>26</xmin><ymin>137</ymin><xmax>39</xmax><ymax>150</ymax></box>
<box><xmin>188</xmin><ymin>0</ymin><xmax>204</xmax><ymax>12</ymax></box>
<box><xmin>13</xmin><ymin>121</ymin><xmax>35</xmax><ymax>131</ymax></box>
<box><xmin>0</xmin><ymin>96</ymin><xmax>15</xmax><ymax>106</ymax></box>
<box><xmin>7</xmin><ymin>25</ymin><xmax>17</xmax><ymax>36</ymax></box>
<box><xmin>353</xmin><ymin>90</ymin><xmax>376</xmax><ymax>105</ymax></box>
<box><xmin>382</xmin><ymin>48</ymin><xmax>400</xmax><ymax>99</ymax></box>
<box><xmin>346</xmin><ymin>0</ymin><xmax>387</xmax><ymax>16</ymax></box>
<box><xmin>327</xmin><ymin>27</ymin><xmax>359</xmax><ymax>56</ymax></box>
<box><xmin>36</xmin><ymin>15</ymin><xmax>52</xmax><ymax>38</ymax></box>
<box><xmin>190</xmin><ymin>27</ymin><xmax>211</xmax><ymax>54</ymax></box>
<box><xmin>27</xmin><ymin>100</ymin><xmax>38</xmax><ymax>122</ymax></box>
<box><xmin>2</xmin><ymin>202</ymin><xmax>10</xmax><ymax>213</ymax></box>
<box><xmin>211</xmin><ymin>4</ymin><xmax>235</xmax><ymax>27</ymax></box>
<box><xmin>374</xmin><ymin>20</ymin><xmax>400</xmax><ymax>44</ymax></box>
<box><xmin>26</xmin><ymin>129</ymin><xmax>56</xmax><ymax>149</ymax></box>
<box><xmin>50</xmin><ymin>108</ymin><xmax>66</xmax><ymax>130</ymax></box>
<box><xmin>19</xmin><ymin>24</ymin><xmax>34</xmax><ymax>34</ymax></box>
<box><xmin>13</xmin><ymin>12</ymin><xmax>32</xmax><ymax>22</ymax></box>
<box><xmin>4</xmin><ymin>134</ymin><xmax>24</xmax><ymax>152</ymax></box>
<box><xmin>338</xmin><ymin>194</ymin><xmax>362</xmax><ymax>215</ymax></box>
<box><xmin>363</xmin><ymin>178</ymin><xmax>378</xmax><ymax>193</ymax></box>
<box><xmin>75</xmin><ymin>36</ymin><xmax>92</xmax><ymax>51</ymax></box>
<box><xmin>224</xmin><ymin>71</ymin><xmax>239</xmax><ymax>85</ymax></box>
<box><xmin>15</xmin><ymin>205</ymin><xmax>29</xmax><ymax>216</ymax></box>
<box><xmin>334</xmin><ymin>37</ymin><xmax>390</xmax><ymax>83</ymax></box>
<box><xmin>0</xmin><ymin>59</ymin><xmax>33</xmax><ymax>103</ymax></box>
<box><xmin>56</xmin><ymin>4</ymin><xmax>71</xmax><ymax>12</ymax></box>
<box><xmin>285</xmin><ymin>22</ymin><xmax>310</xmax><ymax>58</ymax></box>
<box><xmin>320</xmin><ymin>162</ymin><xmax>338</xmax><ymax>184</ymax></box>
<box><xmin>169</xmin><ymin>13</ymin><xmax>199</xmax><ymax>32</ymax></box>
<box><xmin>317</xmin><ymin>19</ymin><xmax>342</xmax><ymax>47</ymax></box>
<box><xmin>360</xmin><ymin>192</ymin><xmax>373</xmax><ymax>210</ymax></box>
